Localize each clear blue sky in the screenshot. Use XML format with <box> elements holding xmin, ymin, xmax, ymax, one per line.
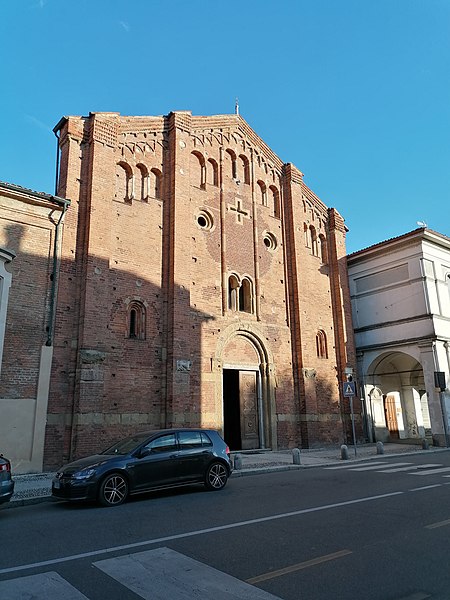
<box><xmin>1</xmin><ymin>0</ymin><xmax>449</xmax><ymax>253</ymax></box>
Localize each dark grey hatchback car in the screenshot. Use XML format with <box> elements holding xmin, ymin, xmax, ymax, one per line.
<box><xmin>0</xmin><ymin>454</ymin><xmax>14</xmax><ymax>504</ymax></box>
<box><xmin>52</xmin><ymin>429</ymin><xmax>232</xmax><ymax>507</ymax></box>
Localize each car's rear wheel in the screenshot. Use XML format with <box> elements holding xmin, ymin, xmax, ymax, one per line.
<box><xmin>98</xmin><ymin>472</ymin><xmax>128</xmax><ymax>506</ymax></box>
<box><xmin>205</xmin><ymin>461</ymin><xmax>228</xmax><ymax>491</ymax></box>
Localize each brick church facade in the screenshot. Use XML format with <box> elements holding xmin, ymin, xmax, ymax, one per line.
<box><xmin>44</xmin><ymin>110</ymin><xmax>357</xmax><ymax>469</ymax></box>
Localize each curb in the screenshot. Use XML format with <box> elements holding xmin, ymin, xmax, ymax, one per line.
<box><xmin>4</xmin><ymin>447</ymin><xmax>449</xmax><ymax>509</ymax></box>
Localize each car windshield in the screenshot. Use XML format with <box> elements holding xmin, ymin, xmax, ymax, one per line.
<box><xmin>101</xmin><ymin>433</ymin><xmax>152</xmax><ymax>455</ymax></box>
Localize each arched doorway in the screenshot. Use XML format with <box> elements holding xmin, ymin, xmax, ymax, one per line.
<box><xmin>366</xmin><ymin>351</ymin><xmax>431</xmax><ymax>442</ymax></box>
<box><xmin>223</xmin><ymin>367</ymin><xmax>260</xmax><ymax>450</ymax></box>
<box><xmin>217</xmin><ymin>325</ymin><xmax>274</xmax><ymax>451</ymax></box>
<box><xmin>383</xmin><ymin>394</ymin><xmax>399</xmax><ymax>439</ymax></box>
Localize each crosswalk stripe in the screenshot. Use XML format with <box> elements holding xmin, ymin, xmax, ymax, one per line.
<box><xmin>325</xmin><ymin>461</ymin><xmax>387</xmax><ymax>470</ymax></box>
<box><xmin>410</xmin><ymin>466</ymin><xmax>450</xmax><ymax>476</ymax></box>
<box><xmin>94</xmin><ymin>547</ymin><xmax>282</xmax><ymax>599</ymax></box>
<box><xmin>377</xmin><ymin>464</ymin><xmax>442</xmax><ymax>473</ymax></box>
<box><xmin>348</xmin><ymin>462</ymin><xmax>412</xmax><ymax>472</ymax></box>
<box><xmin>0</xmin><ymin>572</ymin><xmax>88</xmax><ymax>600</ymax></box>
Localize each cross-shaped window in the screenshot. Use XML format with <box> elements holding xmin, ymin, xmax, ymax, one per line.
<box><xmin>228</xmin><ymin>198</ymin><xmax>250</xmax><ymax>224</ymax></box>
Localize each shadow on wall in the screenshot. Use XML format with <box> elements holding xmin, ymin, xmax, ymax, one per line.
<box><xmin>44</xmin><ymin>249</ymin><xmax>216</xmax><ymax>470</ymax></box>
<box><xmin>297</xmin><ymin>374</ymin><xmax>363</xmax><ymax>449</ymax></box>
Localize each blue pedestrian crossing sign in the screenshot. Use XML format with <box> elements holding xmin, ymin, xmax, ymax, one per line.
<box><xmin>343</xmin><ymin>381</ymin><xmax>356</xmax><ymax>397</ymax></box>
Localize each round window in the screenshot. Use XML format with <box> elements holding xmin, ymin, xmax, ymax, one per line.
<box><xmin>196</xmin><ymin>210</ymin><xmax>214</xmax><ymax>231</ymax></box>
<box><xmin>263</xmin><ymin>232</ymin><xmax>277</xmax><ymax>251</ymax></box>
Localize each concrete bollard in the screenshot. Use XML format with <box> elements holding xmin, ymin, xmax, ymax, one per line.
<box><xmin>234</xmin><ymin>454</ymin><xmax>243</xmax><ymax>470</ymax></box>
<box><xmin>376</xmin><ymin>441</ymin><xmax>384</xmax><ymax>455</ymax></box>
<box><xmin>422</xmin><ymin>438</ymin><xmax>429</xmax><ymax>450</ymax></box>
<box><xmin>340</xmin><ymin>444</ymin><xmax>349</xmax><ymax>460</ymax></box>
<box><xmin>292</xmin><ymin>448</ymin><xmax>301</xmax><ymax>465</ymax></box>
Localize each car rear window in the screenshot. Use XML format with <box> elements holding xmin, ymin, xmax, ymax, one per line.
<box><xmin>178</xmin><ymin>431</ymin><xmax>213</xmax><ymax>449</ymax></box>
<box><xmin>200</xmin><ymin>432</ymin><xmax>213</xmax><ymax>447</ymax></box>
<box><xmin>178</xmin><ymin>431</ymin><xmax>203</xmax><ymax>449</ymax></box>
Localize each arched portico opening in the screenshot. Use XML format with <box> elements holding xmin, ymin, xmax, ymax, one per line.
<box><xmin>365</xmin><ymin>351</ymin><xmax>431</xmax><ymax>442</ymax></box>
<box><xmin>216</xmin><ymin>324</ymin><xmax>275</xmax><ymax>451</ymax></box>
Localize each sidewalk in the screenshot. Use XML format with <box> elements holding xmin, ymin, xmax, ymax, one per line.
<box><xmin>5</xmin><ymin>443</ymin><xmax>449</xmax><ymax>509</ymax></box>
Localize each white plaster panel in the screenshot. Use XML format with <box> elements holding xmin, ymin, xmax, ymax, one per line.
<box><xmin>0</xmin><ymin>398</ymin><xmax>35</xmax><ymax>468</ymax></box>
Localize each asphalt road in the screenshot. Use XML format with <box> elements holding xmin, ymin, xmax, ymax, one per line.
<box><xmin>2</xmin><ymin>452</ymin><xmax>450</xmax><ymax>600</ymax></box>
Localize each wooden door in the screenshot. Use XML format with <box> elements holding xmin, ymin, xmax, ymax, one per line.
<box><xmin>239</xmin><ymin>371</ymin><xmax>260</xmax><ymax>450</ymax></box>
<box><xmin>384</xmin><ymin>395</ymin><xmax>399</xmax><ymax>439</ymax></box>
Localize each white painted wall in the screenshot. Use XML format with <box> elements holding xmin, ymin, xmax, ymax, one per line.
<box><xmin>349</xmin><ymin>230</ymin><xmax>450</xmax><ymax>445</ymax></box>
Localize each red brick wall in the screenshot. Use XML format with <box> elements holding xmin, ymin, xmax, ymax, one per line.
<box><xmin>45</xmin><ymin>110</ymin><xmax>358</xmax><ymax>467</ymax></box>
<box><xmin>0</xmin><ymin>196</ymin><xmax>56</xmax><ymax>398</ymax></box>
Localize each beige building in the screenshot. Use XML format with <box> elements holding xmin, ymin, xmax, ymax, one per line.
<box><xmin>0</xmin><ymin>182</ymin><xmax>69</xmax><ymax>473</ymax></box>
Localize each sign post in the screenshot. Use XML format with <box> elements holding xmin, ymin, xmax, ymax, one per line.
<box><xmin>343</xmin><ymin>380</ymin><xmax>357</xmax><ymax>457</ymax></box>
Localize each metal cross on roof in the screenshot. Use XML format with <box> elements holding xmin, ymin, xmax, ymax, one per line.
<box><xmin>228</xmin><ymin>198</ymin><xmax>250</xmax><ymax>224</ymax></box>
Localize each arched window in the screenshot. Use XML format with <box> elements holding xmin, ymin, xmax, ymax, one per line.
<box><xmin>316</xmin><ymin>330</ymin><xmax>328</xmax><ymax>359</ymax></box>
<box><xmin>226</xmin><ymin>149</ymin><xmax>237</xmax><ymax>180</ymax></box>
<box><xmin>136</xmin><ymin>164</ymin><xmax>149</xmax><ymax>201</ymax></box>
<box><xmin>115</xmin><ymin>161</ymin><xmax>134</xmax><ymax>202</ymax></box>
<box><xmin>269</xmin><ymin>185</ymin><xmax>280</xmax><ymax>218</ymax></box>
<box><xmin>319</xmin><ymin>234</ymin><xmax>328</xmax><ymax>264</ymax></box>
<box><xmin>190</xmin><ymin>151</ymin><xmax>206</xmax><ymax>189</ymax></box>
<box><xmin>310</xmin><ymin>226</ymin><xmax>318</xmax><ymax>256</ymax></box>
<box><xmin>150</xmin><ymin>168</ymin><xmax>162</xmax><ymax>199</ymax></box>
<box><xmin>127</xmin><ymin>301</ymin><xmax>146</xmax><ymax>340</ymax></box>
<box><xmin>228</xmin><ymin>275</ymin><xmax>239</xmax><ymax>311</ymax></box>
<box><xmin>257</xmin><ymin>180</ymin><xmax>267</xmax><ymax>206</ymax></box>
<box><xmin>207</xmin><ymin>158</ymin><xmax>219</xmax><ymax>186</ymax></box>
<box><xmin>239</xmin><ymin>278</ymin><xmax>253</xmax><ymax>313</ymax></box>
<box><xmin>228</xmin><ymin>274</ymin><xmax>254</xmax><ymax>314</ymax></box>
<box><xmin>239</xmin><ymin>154</ymin><xmax>250</xmax><ymax>184</ymax></box>
<box><xmin>304</xmin><ymin>223</ymin><xmax>309</xmax><ymax>247</ymax></box>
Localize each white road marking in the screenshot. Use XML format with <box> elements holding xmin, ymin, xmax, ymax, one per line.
<box><xmin>349</xmin><ymin>462</ymin><xmax>412</xmax><ymax>472</ymax></box>
<box><xmin>0</xmin><ymin>572</ymin><xmax>88</xmax><ymax>600</ymax></box>
<box><xmin>396</xmin><ymin>593</ymin><xmax>431</xmax><ymax>600</ymax></box>
<box><xmin>410</xmin><ymin>466</ymin><xmax>450</xmax><ymax>476</ymax></box>
<box><xmin>409</xmin><ymin>485</ymin><xmax>442</xmax><ymax>491</ymax></box>
<box><xmin>325</xmin><ymin>461</ymin><xmax>387</xmax><ymax>470</ymax></box>
<box><xmin>95</xmin><ymin>547</ymin><xmax>282</xmax><ymax>599</ymax></box>
<box><xmin>425</xmin><ymin>518</ymin><xmax>450</xmax><ymax>529</ymax></box>
<box><xmin>377</xmin><ymin>464</ymin><xmax>442</xmax><ymax>473</ymax></box>
<box><xmin>0</xmin><ymin>491</ymin><xmax>403</xmax><ymax>576</ymax></box>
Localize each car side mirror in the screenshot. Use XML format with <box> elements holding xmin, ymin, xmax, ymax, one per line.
<box><xmin>138</xmin><ymin>448</ymin><xmax>151</xmax><ymax>458</ymax></box>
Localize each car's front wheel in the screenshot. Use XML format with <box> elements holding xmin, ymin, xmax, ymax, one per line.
<box><xmin>205</xmin><ymin>461</ymin><xmax>228</xmax><ymax>491</ymax></box>
<box><xmin>98</xmin><ymin>472</ymin><xmax>129</xmax><ymax>506</ymax></box>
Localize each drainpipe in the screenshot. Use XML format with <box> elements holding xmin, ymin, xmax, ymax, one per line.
<box><xmin>46</xmin><ymin>201</ymin><xmax>69</xmax><ymax>346</ymax></box>
<box><xmin>46</xmin><ymin>123</ymin><xmax>70</xmax><ymax>346</ymax></box>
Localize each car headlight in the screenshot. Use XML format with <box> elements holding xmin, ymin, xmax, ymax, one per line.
<box><xmin>72</xmin><ymin>468</ymin><xmax>96</xmax><ymax>480</ymax></box>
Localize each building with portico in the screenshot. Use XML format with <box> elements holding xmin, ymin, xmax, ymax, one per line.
<box><xmin>347</xmin><ymin>228</ymin><xmax>450</xmax><ymax>446</ymax></box>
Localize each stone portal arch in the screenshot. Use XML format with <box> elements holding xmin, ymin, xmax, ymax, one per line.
<box><xmin>365</xmin><ymin>351</ymin><xmax>431</xmax><ymax>442</ymax></box>
<box><xmin>214</xmin><ymin>323</ymin><xmax>276</xmax><ymax>451</ymax></box>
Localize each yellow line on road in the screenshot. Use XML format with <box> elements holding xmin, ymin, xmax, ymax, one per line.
<box><xmin>246</xmin><ymin>549</ymin><xmax>352</xmax><ymax>584</ymax></box>
<box><xmin>425</xmin><ymin>518</ymin><xmax>450</xmax><ymax>529</ymax></box>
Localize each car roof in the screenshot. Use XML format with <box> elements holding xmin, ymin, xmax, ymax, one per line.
<box><xmin>132</xmin><ymin>428</ymin><xmax>216</xmax><ymax>437</ymax></box>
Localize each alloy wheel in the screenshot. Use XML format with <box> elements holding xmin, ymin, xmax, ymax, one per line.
<box><xmin>100</xmin><ymin>473</ymin><xmax>128</xmax><ymax>506</ymax></box>
<box><xmin>206</xmin><ymin>462</ymin><xmax>228</xmax><ymax>490</ymax></box>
